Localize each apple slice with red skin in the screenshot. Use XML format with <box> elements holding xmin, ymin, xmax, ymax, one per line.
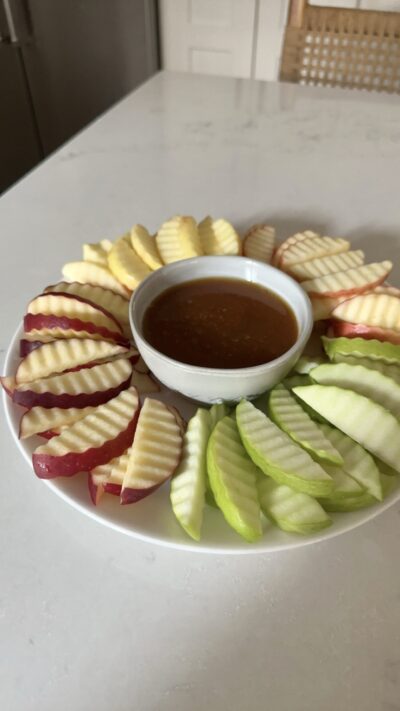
<box><xmin>121</xmin><ymin>398</ymin><xmax>183</xmax><ymax>504</ymax></box>
<box><xmin>272</xmin><ymin>230</ymin><xmax>319</xmax><ymax>267</ymax></box>
<box><xmin>88</xmin><ymin>447</ymin><xmax>132</xmax><ymax>503</ymax></box>
<box><xmin>19</xmin><ymin>339</ymin><xmax>46</xmax><ymax>357</ymax></box>
<box><xmin>32</xmin><ymin>386</ymin><xmax>140</xmax><ymax>479</ymax></box>
<box><xmin>1</xmin><ymin>375</ymin><xmax>16</xmax><ymax>398</ymax></box>
<box><xmin>27</xmin><ymin>292</ymin><xmax>123</xmax><ymax>333</ymax></box>
<box><xmin>12</xmin><ymin>357</ymin><xmax>133</xmax><ymax>409</ymax></box>
<box><xmin>15</xmin><ymin>338</ymin><xmax>130</xmax><ymax>384</ymax></box>
<box><xmin>329</xmin><ymin>320</ymin><xmax>400</xmax><ymax>346</ymax></box>
<box><xmin>332</xmin><ymin>292</ymin><xmax>400</xmax><ymax>332</ymax></box>
<box><xmin>302</xmin><ymin>261</ymin><xmax>392</xmax><ymax>299</ymax></box>
<box><xmin>19</xmin><ymin>404</ymin><xmax>97</xmax><ymax>439</ymax></box>
<box><xmin>23</xmin><ymin>313</ymin><xmax>129</xmax><ymax>347</ymax></box>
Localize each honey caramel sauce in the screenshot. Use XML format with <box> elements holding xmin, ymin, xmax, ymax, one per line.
<box><xmin>142</xmin><ymin>277</ymin><xmax>298</xmax><ymax>369</ymax></box>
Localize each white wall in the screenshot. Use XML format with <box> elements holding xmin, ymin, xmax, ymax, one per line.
<box><xmin>160</xmin><ymin>0</ymin><xmax>400</xmax><ymax>81</ymax></box>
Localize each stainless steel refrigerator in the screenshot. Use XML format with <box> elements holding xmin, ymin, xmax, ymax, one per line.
<box><xmin>0</xmin><ymin>0</ymin><xmax>159</xmax><ymax>193</ymax></box>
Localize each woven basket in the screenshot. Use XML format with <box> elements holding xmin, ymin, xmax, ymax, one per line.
<box><xmin>280</xmin><ymin>0</ymin><xmax>400</xmax><ymax>94</ymax></box>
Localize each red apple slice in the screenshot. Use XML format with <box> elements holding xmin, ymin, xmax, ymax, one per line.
<box><xmin>373</xmin><ymin>284</ymin><xmax>400</xmax><ymax>298</ymax></box>
<box><xmin>27</xmin><ymin>293</ymin><xmax>123</xmax><ymax>333</ymax></box>
<box><xmin>19</xmin><ymin>404</ymin><xmax>97</xmax><ymax>439</ymax></box>
<box><xmin>272</xmin><ymin>230</ymin><xmax>319</xmax><ymax>267</ymax></box>
<box><xmin>44</xmin><ymin>281</ymin><xmax>130</xmax><ymax>336</ymax></box>
<box><xmin>32</xmin><ymin>386</ymin><xmax>140</xmax><ymax>479</ymax></box>
<box><xmin>121</xmin><ymin>398</ymin><xmax>183</xmax><ymax>504</ymax></box>
<box><xmin>280</xmin><ymin>235</ymin><xmax>350</xmax><ymax>270</ymax></box>
<box><xmin>311</xmin><ymin>295</ymin><xmax>351</xmax><ymax>322</ymax></box>
<box><xmin>23</xmin><ymin>313</ymin><xmax>128</xmax><ymax>346</ymax></box>
<box><xmin>61</xmin><ymin>261</ymin><xmax>130</xmax><ymax>298</ymax></box>
<box><xmin>332</xmin><ymin>292</ymin><xmax>400</xmax><ymax>332</ymax></box>
<box><xmin>242</xmin><ymin>224</ymin><xmax>275</xmax><ymax>264</ymax></box>
<box><xmin>15</xmin><ymin>338</ymin><xmax>129</xmax><ymax>384</ymax></box>
<box><xmin>330</xmin><ymin>321</ymin><xmax>400</xmax><ymax>346</ymax></box>
<box><xmin>302</xmin><ymin>261</ymin><xmax>392</xmax><ymax>298</ymax></box>
<box><xmin>1</xmin><ymin>375</ymin><xmax>16</xmax><ymax>397</ymax></box>
<box><xmin>287</xmin><ymin>250</ymin><xmax>365</xmax><ymax>281</ymax></box>
<box><xmin>19</xmin><ymin>339</ymin><xmax>46</xmax><ymax>357</ymax></box>
<box><xmin>12</xmin><ymin>357</ymin><xmax>133</xmax><ymax>409</ymax></box>
<box><xmin>88</xmin><ymin>447</ymin><xmax>132</xmax><ymax>503</ymax></box>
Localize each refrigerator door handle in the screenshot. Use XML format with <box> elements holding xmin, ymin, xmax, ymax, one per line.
<box><xmin>2</xmin><ymin>0</ymin><xmax>31</xmax><ymax>45</ymax></box>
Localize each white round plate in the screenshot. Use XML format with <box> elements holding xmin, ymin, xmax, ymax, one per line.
<box><xmin>4</xmin><ymin>324</ymin><xmax>400</xmax><ymax>554</ymax></box>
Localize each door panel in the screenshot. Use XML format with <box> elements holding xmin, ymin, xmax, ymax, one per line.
<box><xmin>22</xmin><ymin>0</ymin><xmax>159</xmax><ymax>154</ymax></box>
<box><xmin>0</xmin><ymin>45</ymin><xmax>41</xmax><ymax>193</ymax></box>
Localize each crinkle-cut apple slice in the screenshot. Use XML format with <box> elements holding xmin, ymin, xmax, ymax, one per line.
<box><xmin>12</xmin><ymin>358</ymin><xmax>133</xmax><ymax>409</ymax></box>
<box><xmin>311</xmin><ymin>295</ymin><xmax>350</xmax><ymax>321</ymax></box>
<box><xmin>108</xmin><ymin>237</ymin><xmax>151</xmax><ymax>290</ymax></box>
<box><xmin>331</xmin><ymin>354</ymin><xmax>400</xmax><ymax>385</ymax></box>
<box><xmin>83</xmin><ymin>242</ymin><xmax>108</xmax><ymax>266</ymax></box>
<box><xmin>268</xmin><ymin>384</ymin><xmax>343</xmax><ymax>465</ymax></box>
<box><xmin>170</xmin><ymin>408</ymin><xmax>211</xmax><ymax>541</ymax></box>
<box><xmin>1</xmin><ymin>375</ymin><xmax>16</xmax><ymax>397</ymax></box>
<box><xmin>287</xmin><ymin>250</ymin><xmax>365</xmax><ymax>280</ymax></box>
<box><xmin>121</xmin><ymin>398</ymin><xmax>183</xmax><ymax>504</ymax></box>
<box><xmin>204</xmin><ymin>402</ymin><xmax>230</xmax><ymax>509</ymax></box>
<box><xmin>236</xmin><ymin>400</ymin><xmax>333</xmax><ymax>497</ymax></box>
<box><xmin>280</xmin><ymin>235</ymin><xmax>350</xmax><ymax>270</ymax></box>
<box><xmin>318</xmin><ymin>423</ymin><xmax>383</xmax><ymax>501</ymax></box>
<box><xmin>330</xmin><ymin>320</ymin><xmax>400</xmax><ymax>346</ymax></box>
<box><xmin>130</xmin><ymin>370</ymin><xmax>159</xmax><ymax>394</ymax></box>
<box><xmin>283</xmin><ymin>374</ymin><xmax>312</xmax><ymax>390</ymax></box>
<box><xmin>32</xmin><ymin>386</ymin><xmax>139</xmax><ymax>479</ymax></box>
<box><xmin>19</xmin><ymin>405</ymin><xmax>96</xmax><ymax>439</ymax></box>
<box><xmin>303</xmin><ymin>261</ymin><xmax>392</xmax><ymax>298</ymax></box>
<box><xmin>207</xmin><ymin>415</ymin><xmax>262</xmax><ymax>542</ymax></box>
<box><xmin>242</xmin><ymin>224</ymin><xmax>275</xmax><ymax>263</ymax></box>
<box><xmin>258</xmin><ymin>477</ymin><xmax>331</xmax><ymax>534</ymax></box>
<box><xmin>62</xmin><ymin>261</ymin><xmax>129</xmax><ymax>297</ymax></box>
<box><xmin>156</xmin><ymin>215</ymin><xmax>203</xmax><ymax>263</ymax></box>
<box><xmin>332</xmin><ymin>292</ymin><xmax>400</xmax><ymax>331</ymax></box>
<box><xmin>373</xmin><ymin>284</ymin><xmax>400</xmax><ymax>298</ymax></box>
<box><xmin>293</xmin><ymin>384</ymin><xmax>400</xmax><ymax>473</ymax></box>
<box><xmin>44</xmin><ymin>281</ymin><xmax>130</xmax><ymax>334</ymax></box>
<box><xmin>23</xmin><ymin>313</ymin><xmax>128</xmax><ymax>347</ymax></box>
<box><xmin>19</xmin><ymin>339</ymin><xmax>46</xmax><ymax>357</ymax></box>
<box><xmin>130</xmin><ymin>224</ymin><xmax>163</xmax><ymax>270</ymax></box>
<box><xmin>322</xmin><ymin>335</ymin><xmax>400</xmax><ymax>365</ymax></box>
<box><xmin>100</xmin><ymin>239</ymin><xmax>113</xmax><ymax>253</ymax></box>
<box><xmin>198</xmin><ymin>216</ymin><xmax>240</xmax><ymax>256</ymax></box>
<box><xmin>167</xmin><ymin>406</ymin><xmax>187</xmax><ymax>437</ymax></box>
<box><xmin>317</xmin><ymin>463</ymin><xmax>364</xmax><ymax>500</ymax></box>
<box><xmin>310</xmin><ymin>362</ymin><xmax>400</xmax><ymax>419</ymax></box>
<box><xmin>272</xmin><ymin>230</ymin><xmax>319</xmax><ymax>267</ymax></box>
<box><xmin>293</xmin><ymin>355</ymin><xmax>327</xmax><ymax>374</ymax></box>
<box><xmin>27</xmin><ymin>292</ymin><xmax>123</xmax><ymax>334</ymax></box>
<box><xmin>89</xmin><ymin>447</ymin><xmax>132</xmax><ymax>503</ymax></box>
<box><xmin>15</xmin><ymin>338</ymin><xmax>129</xmax><ymax>384</ymax></box>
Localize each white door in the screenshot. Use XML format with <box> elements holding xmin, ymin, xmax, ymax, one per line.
<box><xmin>159</xmin><ymin>0</ymin><xmax>257</xmax><ymax>78</ymax></box>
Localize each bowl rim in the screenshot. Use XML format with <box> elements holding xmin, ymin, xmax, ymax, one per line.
<box><xmin>129</xmin><ymin>256</ymin><xmax>313</xmax><ymax>377</ymax></box>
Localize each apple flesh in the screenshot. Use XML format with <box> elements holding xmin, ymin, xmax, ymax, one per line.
<box><xmin>329</xmin><ymin>321</ymin><xmax>400</xmax><ymax>346</ymax></box>
<box><xmin>23</xmin><ymin>313</ymin><xmax>129</xmax><ymax>347</ymax></box>
<box><xmin>28</xmin><ymin>291</ymin><xmax>123</xmax><ymax>334</ymax></box>
<box><xmin>32</xmin><ymin>387</ymin><xmax>140</xmax><ymax>478</ymax></box>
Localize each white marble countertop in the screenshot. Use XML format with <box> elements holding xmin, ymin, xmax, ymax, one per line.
<box><xmin>1</xmin><ymin>71</ymin><xmax>400</xmax><ymax>711</ymax></box>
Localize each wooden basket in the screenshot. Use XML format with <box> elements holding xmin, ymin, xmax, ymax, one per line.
<box><xmin>280</xmin><ymin>0</ymin><xmax>400</xmax><ymax>94</ymax></box>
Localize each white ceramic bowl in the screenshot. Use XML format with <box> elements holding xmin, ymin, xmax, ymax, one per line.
<box><xmin>130</xmin><ymin>256</ymin><xmax>313</xmax><ymax>403</ymax></box>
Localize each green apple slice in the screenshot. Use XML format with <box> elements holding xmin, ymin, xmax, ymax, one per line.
<box><xmin>319</xmin><ymin>423</ymin><xmax>383</xmax><ymax>500</ymax></box>
<box><xmin>236</xmin><ymin>400</ymin><xmax>334</xmax><ymax>497</ymax></box>
<box><xmin>293</xmin><ymin>384</ymin><xmax>400</xmax><ymax>473</ymax></box>
<box><xmin>332</xmin><ymin>354</ymin><xmax>400</xmax><ymax>385</ymax></box>
<box><xmin>269</xmin><ymin>384</ymin><xmax>343</xmax><ymax>465</ymax></box>
<box><xmin>322</xmin><ymin>336</ymin><xmax>400</xmax><ymax>365</ymax></box>
<box><xmin>320</xmin><ymin>463</ymin><xmax>365</xmax><ymax>500</ymax></box>
<box><xmin>293</xmin><ymin>355</ymin><xmax>327</xmax><ymax>374</ymax></box>
<box><xmin>205</xmin><ymin>403</ymin><xmax>230</xmax><ymax>508</ymax></box>
<box><xmin>310</xmin><ymin>362</ymin><xmax>400</xmax><ymax>418</ymax></box>
<box><xmin>207</xmin><ymin>416</ymin><xmax>262</xmax><ymax>542</ymax></box>
<box><xmin>322</xmin><ymin>473</ymin><xmax>394</xmax><ymax>512</ymax></box>
<box><xmin>258</xmin><ymin>477</ymin><xmax>332</xmax><ymax>534</ymax></box>
<box><xmin>373</xmin><ymin>458</ymin><xmax>398</xmax><ymax>477</ymax></box>
<box><xmin>284</xmin><ymin>374</ymin><xmax>312</xmax><ymax>389</ymax></box>
<box><xmin>170</xmin><ymin>408</ymin><xmax>211</xmax><ymax>541</ymax></box>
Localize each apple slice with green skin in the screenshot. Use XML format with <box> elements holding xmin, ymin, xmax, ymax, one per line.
<box><xmin>329</xmin><ymin>321</ymin><xmax>400</xmax><ymax>346</ymax></box>
<box><xmin>62</xmin><ymin>261</ymin><xmax>130</xmax><ymax>298</ymax></box>
<box><xmin>242</xmin><ymin>224</ymin><xmax>275</xmax><ymax>264</ymax></box>
<box><xmin>284</xmin><ymin>374</ymin><xmax>312</xmax><ymax>390</ymax></box>
<box><xmin>19</xmin><ymin>404</ymin><xmax>97</xmax><ymax>439</ymax></box>
<box><xmin>293</xmin><ymin>384</ymin><xmax>400</xmax><ymax>473</ymax></box>
<box><xmin>268</xmin><ymin>384</ymin><xmax>343</xmax><ymax>465</ymax></box>
<box><xmin>44</xmin><ymin>281</ymin><xmax>130</xmax><ymax>336</ymax></box>
<box><xmin>319</xmin><ymin>464</ymin><xmax>364</xmax><ymax>500</ymax></box>
<box><xmin>236</xmin><ymin>400</ymin><xmax>334</xmax><ymax>497</ymax></box>
<box><xmin>310</xmin><ymin>362</ymin><xmax>400</xmax><ymax>418</ymax></box>
<box><xmin>317</xmin><ymin>423</ymin><xmax>383</xmax><ymax>500</ymax></box>
<box><xmin>15</xmin><ymin>338</ymin><xmax>130</xmax><ymax>384</ymax></box>
<box><xmin>32</xmin><ymin>386</ymin><xmax>139</xmax><ymax>479</ymax></box>
<box><xmin>121</xmin><ymin>398</ymin><xmax>183</xmax><ymax>504</ymax></box>
<box><xmin>293</xmin><ymin>355</ymin><xmax>327</xmax><ymax>374</ymax></box>
<box><xmin>23</xmin><ymin>313</ymin><xmax>129</xmax><ymax>347</ymax></box>
<box><xmin>170</xmin><ymin>408</ymin><xmax>211</xmax><ymax>541</ymax></box>
<box><xmin>322</xmin><ymin>336</ymin><xmax>400</xmax><ymax>365</ymax></box>
<box><xmin>332</xmin><ymin>354</ymin><xmax>400</xmax><ymax>386</ymax></box>
<box><xmin>373</xmin><ymin>458</ymin><xmax>399</xmax><ymax>477</ymax></box>
<box><xmin>332</xmin><ymin>293</ymin><xmax>400</xmax><ymax>331</ymax></box>
<box><xmin>287</xmin><ymin>250</ymin><xmax>365</xmax><ymax>281</ymax></box>
<box><xmin>320</xmin><ymin>473</ymin><xmax>393</xmax><ymax>512</ymax></box>
<box><xmin>207</xmin><ymin>416</ymin><xmax>262</xmax><ymax>542</ymax></box>
<box><xmin>205</xmin><ymin>403</ymin><xmax>230</xmax><ymax>508</ymax></box>
<box><xmin>258</xmin><ymin>477</ymin><xmax>332</xmax><ymax>534</ymax></box>
<box><xmin>12</xmin><ymin>358</ymin><xmax>133</xmax><ymax>409</ymax></box>
<box><xmin>302</xmin><ymin>261</ymin><xmax>392</xmax><ymax>298</ymax></box>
